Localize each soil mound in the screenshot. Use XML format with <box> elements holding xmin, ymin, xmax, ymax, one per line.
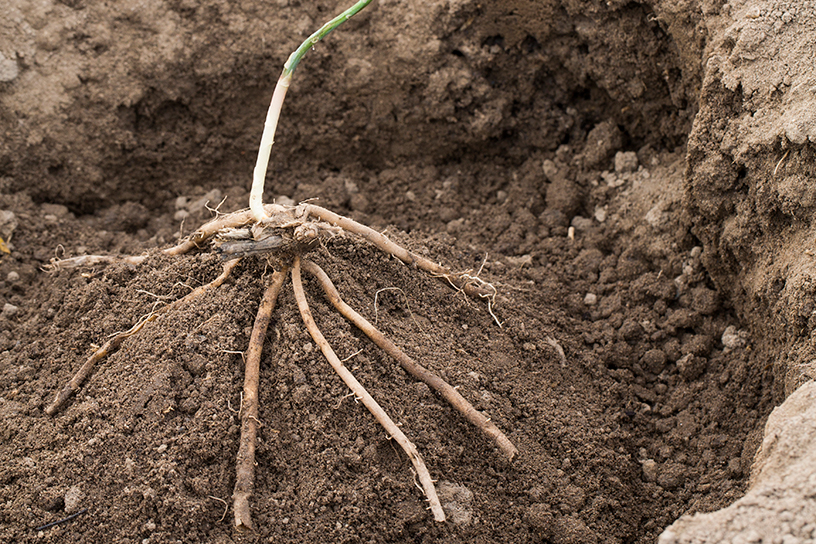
<box><xmin>0</xmin><ymin>1</ymin><xmax>812</xmax><ymax>543</ymax></box>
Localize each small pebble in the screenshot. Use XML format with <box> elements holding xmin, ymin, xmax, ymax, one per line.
<box><xmin>437</xmin><ymin>481</ymin><xmax>474</xmax><ymax>526</ymax></box>
<box><xmin>722</xmin><ymin>325</ymin><xmax>748</xmax><ymax>350</ymax></box>
<box><xmin>0</xmin><ymin>210</ymin><xmax>17</xmax><ymax>232</ymax></box>
<box><xmin>614</xmin><ymin>151</ymin><xmax>639</xmax><ymax>174</ymax></box>
<box><xmin>0</xmin><ymin>52</ymin><xmax>19</xmax><ymax>82</ymax></box>
<box><xmin>439</xmin><ymin>207</ymin><xmax>458</xmax><ymax>222</ymax></box>
<box><xmin>414</xmin><ymin>382</ymin><xmax>431</xmax><ymax>398</ymax></box>
<box><xmin>349</xmin><ymin>193</ymin><xmax>369</xmax><ymax>212</ymax></box>
<box><xmin>64</xmin><ymin>486</ymin><xmax>85</xmax><ymax>514</ymax></box>
<box><xmin>2</xmin><ymin>303</ymin><xmax>18</xmax><ymax>319</ymax></box>
<box><xmin>446</xmin><ymin>218</ymin><xmax>465</xmax><ymax>234</ymax></box>
<box><xmin>539</xmin><ymin>208</ymin><xmax>568</xmax><ymax>228</ymax></box>
<box><xmin>676</xmin><ymin>353</ymin><xmax>707</xmax><ymax>380</ymax></box>
<box><xmin>645</xmin><ymin>203</ymin><xmax>669</xmax><ymax>228</ymax></box>
<box><xmin>657</xmin><ymin>462</ymin><xmax>686</xmax><ymax>490</ymax></box>
<box><xmin>291</xmin><ymin>385</ymin><xmax>312</xmax><ymax>405</ymax></box>
<box><xmin>187</xmin><ymin>189</ymin><xmax>222</xmax><ymax>214</ymax></box>
<box><xmin>292</xmin><ymin>366</ymin><xmax>307</xmax><ymax>385</ymax></box>
<box><xmin>124</xmin><ymin>457</ymin><xmax>136</xmax><ymax>476</ymax></box>
<box><xmin>344</xmin><ymin>179</ymin><xmax>359</xmax><ymax>194</ymax></box>
<box><xmin>542</xmin><ymin>159</ymin><xmax>559</xmax><ymax>182</ymax></box>
<box><xmin>505</xmin><ymin>254</ymin><xmax>533</xmax><ymax>268</ymax></box>
<box><xmin>641</xmin><ymin>459</ymin><xmax>658</xmax><ymax>482</ymax></box>
<box><xmin>583</xmin><ymin>293</ymin><xmax>598</xmax><ymax>306</ymax></box>
<box><xmin>727</xmin><ymin>458</ymin><xmax>742</xmax><ymax>477</ymax></box>
<box><xmin>602</xmin><ymin>171</ymin><xmax>625</xmax><ymax>188</ymax></box>
<box><xmin>640</xmin><ymin>349</ymin><xmax>668</xmax><ymax>374</ymax></box>
<box><xmin>6</xmin><ymin>271</ymin><xmax>19</xmax><ymax>282</ymax></box>
<box><xmin>654</xmin><ymin>383</ymin><xmax>668</xmax><ymax>395</ymax></box>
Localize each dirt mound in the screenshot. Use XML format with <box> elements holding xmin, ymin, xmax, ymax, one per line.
<box><xmin>0</xmin><ymin>0</ymin><xmax>811</xmax><ymax>542</ymax></box>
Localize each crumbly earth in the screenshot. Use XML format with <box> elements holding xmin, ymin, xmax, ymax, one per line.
<box><xmin>686</xmin><ymin>0</ymin><xmax>816</xmax><ymax>397</ymax></box>
<box><xmin>660</xmin><ymin>381</ymin><xmax>816</xmax><ymax>544</ymax></box>
<box><xmin>0</xmin><ymin>0</ymin><xmax>811</xmax><ymax>543</ymax></box>
<box><xmin>0</xmin><ymin>150</ymin><xmax>774</xmax><ymax>544</ymax></box>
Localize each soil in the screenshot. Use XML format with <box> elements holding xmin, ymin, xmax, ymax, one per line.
<box><xmin>0</xmin><ymin>0</ymin><xmax>810</xmax><ymax>543</ymax></box>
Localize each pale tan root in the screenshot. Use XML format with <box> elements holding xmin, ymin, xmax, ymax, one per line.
<box><xmin>302</xmin><ymin>259</ymin><xmax>519</xmax><ymax>461</ymax></box>
<box><xmin>46</xmin><ymin>259</ymin><xmax>241</xmax><ymax>415</ymax></box>
<box><xmin>53</xmin><ymin>202</ymin><xmax>495</xmax><ymax>298</ymax></box>
<box><xmin>304</xmin><ymin>204</ymin><xmax>495</xmax><ymax>300</ymax></box>
<box><xmin>45</xmin><ymin>337</ymin><xmax>121</xmax><ymax>416</ymax></box>
<box><xmin>291</xmin><ymin>256</ymin><xmax>446</xmax><ymax>522</ymax></box>
<box><xmin>47</xmin><ymin>211</ymin><xmax>256</xmax><ymax>268</ymax></box>
<box><xmin>55</xmin><ymin>202</ymin><xmax>498</xmax><ymax>309</ymax></box>
<box><xmin>50</xmin><ymin>204</ymin><xmax>285</xmax><ymax>268</ymax></box>
<box><xmin>47</xmin><ymin>254</ymin><xmax>148</xmax><ymax>270</ymax></box>
<box><xmin>233</xmin><ymin>267</ymin><xmax>288</xmax><ymax>531</ymax></box>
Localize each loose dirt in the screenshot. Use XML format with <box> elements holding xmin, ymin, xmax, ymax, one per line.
<box><xmin>0</xmin><ymin>0</ymin><xmax>809</xmax><ymax>543</ymax></box>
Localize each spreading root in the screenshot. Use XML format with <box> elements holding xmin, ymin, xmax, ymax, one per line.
<box><xmin>46</xmin><ymin>203</ymin><xmax>517</xmax><ymax>530</ymax></box>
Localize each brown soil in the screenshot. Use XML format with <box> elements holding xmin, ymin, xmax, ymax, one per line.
<box><xmin>0</xmin><ymin>0</ymin><xmax>798</xmax><ymax>543</ymax></box>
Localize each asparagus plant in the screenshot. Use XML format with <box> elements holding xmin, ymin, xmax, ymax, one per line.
<box><xmin>46</xmin><ymin>0</ymin><xmax>517</xmax><ymax>531</ymax></box>
<box><xmin>250</xmin><ymin>0</ymin><xmax>373</xmax><ymax>222</ymax></box>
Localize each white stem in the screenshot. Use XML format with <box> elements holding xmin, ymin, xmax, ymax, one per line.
<box><xmin>250</xmin><ymin>70</ymin><xmax>292</xmax><ymax>222</ymax></box>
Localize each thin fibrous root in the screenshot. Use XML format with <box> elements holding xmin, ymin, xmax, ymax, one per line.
<box><xmin>303</xmin><ymin>204</ymin><xmax>496</xmax><ymax>300</ymax></box>
<box><xmin>233</xmin><ymin>267</ymin><xmax>288</xmax><ymax>531</ymax></box>
<box><xmin>46</xmin><ymin>259</ymin><xmax>241</xmax><ymax>416</ymax></box>
<box><xmin>302</xmin><ymin>259</ymin><xmax>519</xmax><ymax>461</ymax></box>
<box><xmin>291</xmin><ymin>256</ymin><xmax>446</xmax><ymax>522</ymax></box>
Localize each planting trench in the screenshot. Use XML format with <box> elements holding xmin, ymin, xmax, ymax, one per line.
<box><xmin>0</xmin><ymin>0</ymin><xmax>814</xmax><ymax>542</ymax></box>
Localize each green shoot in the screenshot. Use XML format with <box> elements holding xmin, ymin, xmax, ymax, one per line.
<box><xmin>250</xmin><ymin>0</ymin><xmax>374</xmax><ymax>222</ymax></box>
